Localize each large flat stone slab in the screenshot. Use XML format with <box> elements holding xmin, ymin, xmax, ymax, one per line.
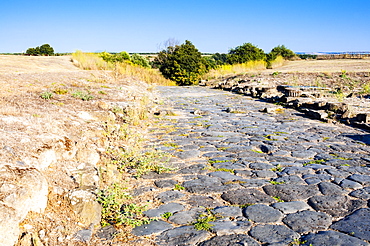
<box><xmin>302</xmin><ymin>230</ymin><xmax>369</xmax><ymax>246</ymax></box>
<box><xmin>263</xmin><ymin>184</ymin><xmax>320</xmax><ymax>202</ymax></box>
<box><xmin>221</xmin><ymin>188</ymin><xmax>276</xmax><ymax>205</ymax></box>
<box><xmin>330</xmin><ymin>208</ymin><xmax>370</xmax><ymax>242</ymax></box>
<box><xmin>249</xmin><ymin>224</ymin><xmax>300</xmax><ymax>245</ymax></box>
<box><xmin>283</xmin><ymin>210</ymin><xmax>332</xmax><ymax>233</ymax></box>
<box><xmin>155</xmin><ymin>226</ymin><xmax>210</xmax><ymax>246</ymax></box>
<box><xmin>308</xmin><ymin>195</ymin><xmax>366</xmax><ymax>218</ymax></box>
<box><xmin>199</xmin><ymin>234</ymin><xmax>260</xmax><ymax>246</ymax></box>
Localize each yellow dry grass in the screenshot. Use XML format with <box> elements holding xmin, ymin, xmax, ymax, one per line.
<box><xmin>72</xmin><ymin>51</ymin><xmax>176</xmax><ymax>86</ymax></box>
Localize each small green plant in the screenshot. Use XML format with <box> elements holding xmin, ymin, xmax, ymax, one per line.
<box><xmin>272</xmin><ymin>71</ymin><xmax>281</xmax><ymax>76</ymax></box>
<box><xmin>40</xmin><ymin>91</ymin><xmax>53</xmax><ymax>99</ymax></box>
<box><xmin>322</xmin><ymin>137</ymin><xmax>330</xmax><ymax>141</ymax></box>
<box><xmin>193</xmin><ymin>208</ymin><xmax>221</xmax><ymax>231</ymax></box>
<box><xmin>304</xmin><ymin>159</ymin><xmax>326</xmax><ymax>166</ymax></box>
<box><xmin>273</xmin><ymin>196</ymin><xmax>284</xmax><ymax>202</ymax></box>
<box><xmin>289</xmin><ymin>239</ymin><xmax>308</xmax><ymax>245</ymax></box>
<box><xmin>251</xmin><ymin>149</ymin><xmax>264</xmax><ymax>154</ymax></box>
<box><xmin>72</xmin><ymin>90</ymin><xmax>94</xmax><ymax>101</ymax></box>
<box><xmin>173</xmin><ymin>184</ymin><xmax>185</xmax><ymax>191</ymax></box>
<box><xmin>110</xmin><ymin>148</ymin><xmax>173</xmax><ymax>178</ymax></box>
<box><xmin>270</xmin><ymin>164</ymin><xmax>283</xmax><ymax>172</ymax></box>
<box><xmin>269</xmin><ymin>181</ymin><xmax>285</xmax><ymax>185</ymax></box>
<box><xmin>161</xmin><ymin>212</ymin><xmax>173</xmax><ymax>219</ymax></box>
<box><xmin>97</xmin><ymin>183</ymin><xmax>153</xmax><ymax>227</ymax></box>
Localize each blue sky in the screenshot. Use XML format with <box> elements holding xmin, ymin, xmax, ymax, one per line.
<box><xmin>1</xmin><ymin>0</ymin><xmax>369</xmax><ymax>53</ymax></box>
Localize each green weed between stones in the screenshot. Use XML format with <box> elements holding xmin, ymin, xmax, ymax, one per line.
<box><xmin>269</xmin><ymin>181</ymin><xmax>285</xmax><ymax>185</ymax></box>
<box><xmin>289</xmin><ymin>239</ymin><xmax>310</xmax><ymax>245</ymax></box>
<box><xmin>303</xmin><ymin>159</ymin><xmax>326</xmax><ymax>166</ymax></box>
<box><xmin>193</xmin><ymin>208</ymin><xmax>222</xmax><ymax>231</ymax></box>
<box><xmin>173</xmin><ymin>184</ymin><xmax>185</xmax><ymax>191</ymax></box>
<box><xmin>270</xmin><ymin>164</ymin><xmax>283</xmax><ymax>172</ymax></box>
<box><xmin>97</xmin><ymin>183</ymin><xmax>154</xmax><ymax>227</ymax></box>
<box><xmin>161</xmin><ymin>212</ymin><xmax>173</xmax><ymax>219</ymax></box>
<box><xmin>273</xmin><ymin>196</ymin><xmax>284</xmax><ymax>202</ymax></box>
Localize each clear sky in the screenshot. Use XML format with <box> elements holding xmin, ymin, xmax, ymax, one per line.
<box><xmin>1</xmin><ymin>0</ymin><xmax>369</xmax><ymax>53</ymax></box>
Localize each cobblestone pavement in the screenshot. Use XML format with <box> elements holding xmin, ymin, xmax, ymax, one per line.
<box><xmin>133</xmin><ymin>86</ymin><xmax>370</xmax><ymax>246</ymax></box>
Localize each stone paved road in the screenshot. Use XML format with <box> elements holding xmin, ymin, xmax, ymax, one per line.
<box><xmin>133</xmin><ymin>86</ymin><xmax>370</xmax><ymax>246</ymax></box>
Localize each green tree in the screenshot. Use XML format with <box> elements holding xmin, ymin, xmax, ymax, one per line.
<box><xmin>156</xmin><ymin>40</ymin><xmax>209</xmax><ymax>86</ymax></box>
<box><xmin>26</xmin><ymin>44</ymin><xmax>54</xmax><ymax>56</ymax></box>
<box><xmin>211</xmin><ymin>53</ymin><xmax>228</xmax><ymax>66</ymax></box>
<box><xmin>227</xmin><ymin>43</ymin><xmax>266</xmax><ymax>64</ymax></box>
<box><xmin>269</xmin><ymin>45</ymin><xmax>295</xmax><ymax>60</ymax></box>
<box><xmin>39</xmin><ymin>44</ymin><xmax>54</xmax><ymax>55</ymax></box>
<box><xmin>26</xmin><ymin>47</ymin><xmax>38</xmax><ymax>56</ymax></box>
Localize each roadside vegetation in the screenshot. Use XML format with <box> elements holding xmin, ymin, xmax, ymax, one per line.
<box><xmin>71</xmin><ymin>51</ymin><xmax>175</xmax><ymax>86</ymax></box>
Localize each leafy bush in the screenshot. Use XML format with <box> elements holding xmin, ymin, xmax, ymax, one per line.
<box><xmin>130</xmin><ymin>53</ymin><xmax>151</xmax><ymax>68</ymax></box>
<box><xmin>227</xmin><ymin>43</ymin><xmax>266</xmax><ymax>65</ymax></box>
<box><xmin>155</xmin><ymin>40</ymin><xmax>209</xmax><ymax>85</ymax></box>
<box><xmin>99</xmin><ymin>51</ymin><xmax>131</xmax><ymax>63</ymax></box>
<box><xmin>26</xmin><ymin>44</ymin><xmax>54</xmax><ymax>56</ymax></box>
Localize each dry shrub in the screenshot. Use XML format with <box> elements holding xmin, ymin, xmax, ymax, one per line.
<box><xmin>204</xmin><ymin>60</ymin><xmax>267</xmax><ymax>80</ymax></box>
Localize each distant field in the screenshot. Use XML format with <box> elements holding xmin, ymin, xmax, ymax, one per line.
<box><xmin>0</xmin><ymin>55</ymin><xmax>79</xmax><ymax>73</ymax></box>
<box><xmin>263</xmin><ymin>58</ymin><xmax>370</xmax><ymax>73</ymax></box>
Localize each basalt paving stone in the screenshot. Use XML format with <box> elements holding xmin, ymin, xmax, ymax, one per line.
<box><xmin>131</xmin><ymin>220</ymin><xmax>174</xmax><ymax>236</ymax></box>
<box><xmin>177</xmin><ymin>164</ymin><xmax>208</xmax><ymax>174</ymax></box>
<box><xmin>144</xmin><ymin>203</ymin><xmax>185</xmax><ymax>218</ymax></box>
<box><xmin>349</xmin><ymin>174</ymin><xmax>370</xmax><ymax>186</ymax></box>
<box><xmin>340</xmin><ymin>179</ymin><xmax>364</xmax><ymax>189</ymax></box>
<box><xmin>238</xmin><ymin>179</ymin><xmax>269</xmax><ymax>188</ymax></box>
<box><xmin>185</xmin><ymin>195</ymin><xmax>223</xmax><ymax>208</ymax></box>
<box><xmin>198</xmin><ymin>234</ymin><xmax>260</xmax><ymax>246</ymax></box>
<box><xmin>182</xmin><ymin>176</ymin><xmax>240</xmax><ymax>194</ymax></box>
<box><xmin>279</xmin><ymin>167</ymin><xmax>315</xmax><ymax>176</ymax></box>
<box><xmin>308</xmin><ymin>195</ymin><xmax>366</xmax><ymax>218</ymax></box>
<box><xmin>212</xmin><ymin>206</ymin><xmax>243</xmax><ymax>217</ymax></box>
<box><xmin>330</xmin><ymin>208</ymin><xmax>370</xmax><ymax>242</ymax></box>
<box><xmin>155</xmin><ymin>226</ymin><xmax>211</xmax><ymax>246</ymax></box>
<box><xmin>273</xmin><ymin>175</ymin><xmax>306</xmax><ymax>185</ymax></box>
<box><xmin>302</xmin><ymin>230</ymin><xmax>370</xmax><ymax>246</ymax></box>
<box><xmin>168</xmin><ymin>207</ymin><xmax>205</xmax><ymax>225</ymax></box>
<box><xmin>221</xmin><ymin>188</ymin><xmax>276</xmax><ymax>205</ymax></box>
<box><xmin>349</xmin><ymin>187</ymin><xmax>370</xmax><ymax>200</ymax></box>
<box><xmin>249</xmin><ymin>224</ymin><xmax>300</xmax><ymax>245</ymax></box>
<box><xmin>263</xmin><ymin>184</ymin><xmax>320</xmax><ymax>202</ymax></box>
<box><xmin>156</xmin><ymin>190</ymin><xmax>186</xmax><ymax>203</ymax></box>
<box><xmin>272</xmin><ymin>201</ymin><xmax>312</xmax><ymax>214</ymax></box>
<box><xmin>283</xmin><ymin>210</ymin><xmax>332</xmax><ymax>233</ymax></box>
<box><xmin>318</xmin><ymin>182</ymin><xmax>347</xmax><ymax>195</ymax></box>
<box><xmin>209</xmin><ymin>221</ymin><xmax>253</xmax><ymax>236</ymax></box>
<box><xmin>243</xmin><ymin>204</ymin><xmax>283</xmax><ymax>223</ymax></box>
<box><xmin>249</xmin><ymin>162</ymin><xmax>274</xmax><ymax>170</ymax></box>
<box><xmin>253</xmin><ymin>170</ymin><xmax>278</xmax><ymax>179</ymax></box>
<box><xmin>208</xmin><ymin>171</ymin><xmax>244</xmax><ymax>181</ymax></box>
<box><xmin>154</xmin><ymin>179</ymin><xmax>178</xmax><ymax>188</ymax></box>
